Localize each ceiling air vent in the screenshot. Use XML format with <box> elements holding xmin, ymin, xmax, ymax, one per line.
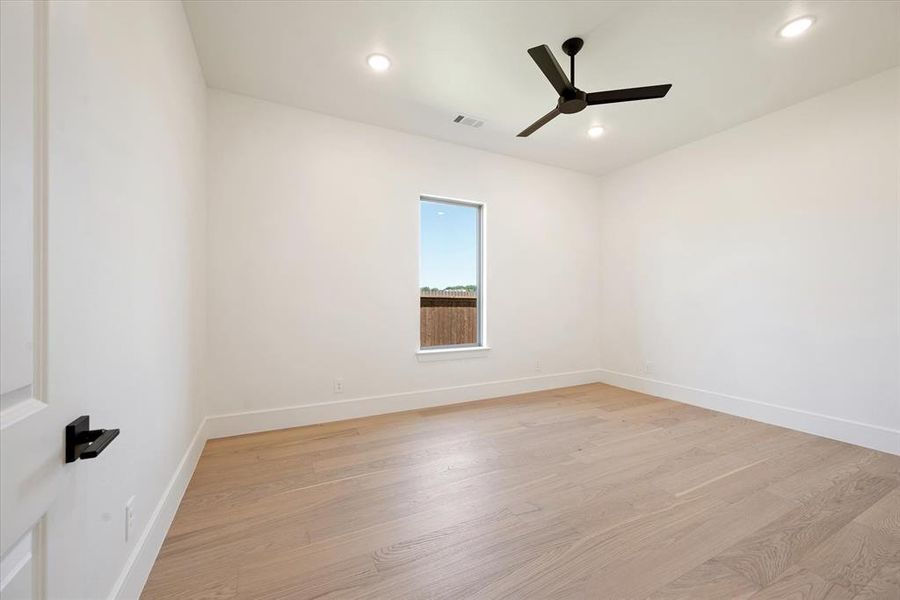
<box><xmin>452</xmin><ymin>114</ymin><xmax>485</xmax><ymax>129</ymax></box>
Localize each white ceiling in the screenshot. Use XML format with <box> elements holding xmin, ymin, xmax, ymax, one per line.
<box><xmin>184</xmin><ymin>1</ymin><xmax>900</xmax><ymax>176</ymax></box>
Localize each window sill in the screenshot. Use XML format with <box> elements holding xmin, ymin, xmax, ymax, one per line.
<box><xmin>416</xmin><ymin>346</ymin><xmax>491</xmax><ymax>362</ymax></box>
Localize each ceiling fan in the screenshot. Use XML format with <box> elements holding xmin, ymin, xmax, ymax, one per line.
<box><xmin>518</xmin><ymin>37</ymin><xmax>672</xmax><ymax>137</ymax></box>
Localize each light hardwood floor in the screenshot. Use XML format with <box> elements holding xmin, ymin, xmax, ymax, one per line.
<box><xmin>142</xmin><ymin>383</ymin><xmax>900</xmax><ymax>599</ymax></box>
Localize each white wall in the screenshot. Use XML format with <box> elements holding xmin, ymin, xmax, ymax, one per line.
<box><xmin>46</xmin><ymin>1</ymin><xmax>206</xmax><ymax>597</ymax></box>
<box><xmin>594</xmin><ymin>68</ymin><xmax>900</xmax><ymax>453</ymax></box>
<box><xmin>206</xmin><ymin>89</ymin><xmax>602</xmax><ymax>419</ymax></box>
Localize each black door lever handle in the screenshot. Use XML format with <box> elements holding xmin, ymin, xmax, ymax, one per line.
<box><xmin>80</xmin><ymin>429</ymin><xmax>119</xmax><ymax>459</ymax></box>
<box><xmin>66</xmin><ymin>416</ymin><xmax>120</xmax><ymax>463</ymax></box>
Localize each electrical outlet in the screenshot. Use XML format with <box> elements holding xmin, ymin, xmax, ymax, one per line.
<box><xmin>643</xmin><ymin>361</ymin><xmax>655</xmax><ymax>376</ymax></box>
<box><xmin>535</xmin><ymin>361</ymin><xmax>542</xmax><ymax>373</ymax></box>
<box><xmin>125</xmin><ymin>496</ymin><xmax>135</xmax><ymax>542</ymax></box>
<box><xmin>333</xmin><ymin>378</ymin><xmax>344</xmax><ymax>394</ymax></box>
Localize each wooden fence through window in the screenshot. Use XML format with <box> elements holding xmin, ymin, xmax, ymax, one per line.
<box><xmin>420</xmin><ymin>291</ymin><xmax>477</xmax><ymax>347</ymax></box>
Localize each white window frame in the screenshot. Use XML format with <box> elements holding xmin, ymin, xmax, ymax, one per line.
<box><xmin>416</xmin><ymin>194</ymin><xmax>489</xmax><ymax>358</ymax></box>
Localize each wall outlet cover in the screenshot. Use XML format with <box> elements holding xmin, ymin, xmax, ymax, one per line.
<box><xmin>125</xmin><ymin>496</ymin><xmax>135</xmax><ymax>543</ymax></box>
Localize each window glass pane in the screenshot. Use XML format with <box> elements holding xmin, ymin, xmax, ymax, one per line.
<box><xmin>419</xmin><ymin>199</ymin><xmax>479</xmax><ymax>348</ymax></box>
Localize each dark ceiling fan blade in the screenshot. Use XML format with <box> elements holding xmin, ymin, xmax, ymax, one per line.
<box><xmin>527</xmin><ymin>45</ymin><xmax>571</xmax><ymax>96</ymax></box>
<box><xmin>517</xmin><ymin>107</ymin><xmax>561</xmax><ymax>137</ymax></box>
<box><xmin>586</xmin><ymin>84</ymin><xmax>672</xmax><ymax>105</ymax></box>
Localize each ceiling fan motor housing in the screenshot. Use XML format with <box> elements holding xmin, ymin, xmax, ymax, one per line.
<box><xmin>559</xmin><ymin>89</ymin><xmax>587</xmax><ymax>114</ymax></box>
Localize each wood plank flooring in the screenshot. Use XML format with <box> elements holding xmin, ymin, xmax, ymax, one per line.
<box><xmin>142</xmin><ymin>383</ymin><xmax>900</xmax><ymax>599</ymax></box>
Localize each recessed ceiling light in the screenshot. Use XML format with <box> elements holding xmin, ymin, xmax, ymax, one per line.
<box><xmin>367</xmin><ymin>53</ymin><xmax>391</xmax><ymax>72</ymax></box>
<box><xmin>588</xmin><ymin>125</ymin><xmax>605</xmax><ymax>139</ymax></box>
<box><xmin>779</xmin><ymin>16</ymin><xmax>815</xmax><ymax>38</ymax></box>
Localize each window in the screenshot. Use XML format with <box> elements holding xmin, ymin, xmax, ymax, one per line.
<box><xmin>419</xmin><ymin>196</ymin><xmax>484</xmax><ymax>350</ymax></box>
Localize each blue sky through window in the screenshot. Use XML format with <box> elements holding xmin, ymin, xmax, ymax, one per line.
<box><xmin>420</xmin><ymin>200</ymin><xmax>477</xmax><ymax>290</ymax></box>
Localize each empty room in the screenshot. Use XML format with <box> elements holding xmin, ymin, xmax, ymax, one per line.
<box><xmin>1</xmin><ymin>1</ymin><xmax>899</xmax><ymax>599</ymax></box>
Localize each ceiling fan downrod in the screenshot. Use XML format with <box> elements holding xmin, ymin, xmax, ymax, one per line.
<box><xmin>561</xmin><ymin>37</ymin><xmax>584</xmax><ymax>87</ymax></box>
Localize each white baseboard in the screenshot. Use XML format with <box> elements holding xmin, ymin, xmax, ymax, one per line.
<box><xmin>205</xmin><ymin>367</ymin><xmax>900</xmax><ymax>454</ymax></box>
<box><xmin>594</xmin><ymin>368</ymin><xmax>900</xmax><ymax>456</ymax></box>
<box><xmin>205</xmin><ymin>368</ymin><xmax>606</xmax><ymax>439</ymax></box>
<box><xmin>108</xmin><ymin>418</ymin><xmax>210</xmax><ymax>600</ymax></box>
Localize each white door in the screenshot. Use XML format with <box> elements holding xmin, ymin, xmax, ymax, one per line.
<box><xmin>0</xmin><ymin>2</ymin><xmax>60</xmax><ymax>598</ymax></box>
